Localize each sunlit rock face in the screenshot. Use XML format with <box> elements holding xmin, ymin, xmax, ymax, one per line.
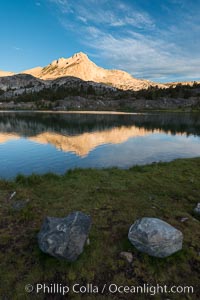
<box><xmin>20</xmin><ymin>52</ymin><xmax>164</xmax><ymax>91</ymax></box>
<box><xmin>0</xmin><ymin>70</ymin><xmax>15</xmax><ymax>77</ymax></box>
<box><xmin>0</xmin><ymin>53</ymin><xmax>198</xmax><ymax>93</ymax></box>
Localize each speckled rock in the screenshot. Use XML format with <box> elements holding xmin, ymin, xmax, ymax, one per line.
<box><xmin>38</xmin><ymin>211</ymin><xmax>91</xmax><ymax>261</ymax></box>
<box><xmin>128</xmin><ymin>218</ymin><xmax>183</xmax><ymax>258</ymax></box>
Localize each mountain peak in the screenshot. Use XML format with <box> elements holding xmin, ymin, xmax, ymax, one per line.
<box><xmin>4</xmin><ymin>51</ymin><xmax>164</xmax><ymax>90</ymax></box>
<box><xmin>20</xmin><ymin>51</ymin><xmax>162</xmax><ymax>90</ymax></box>
<box><xmin>50</xmin><ymin>52</ymin><xmax>89</xmax><ymax>68</ymax></box>
<box><xmin>72</xmin><ymin>52</ymin><xmax>88</xmax><ymax>59</ymax></box>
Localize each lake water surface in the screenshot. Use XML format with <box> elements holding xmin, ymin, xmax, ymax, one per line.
<box><xmin>0</xmin><ymin>111</ymin><xmax>200</xmax><ymax>179</ymax></box>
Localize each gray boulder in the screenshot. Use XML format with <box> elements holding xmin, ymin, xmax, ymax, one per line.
<box><xmin>38</xmin><ymin>211</ymin><xmax>91</xmax><ymax>261</ymax></box>
<box><xmin>128</xmin><ymin>218</ymin><xmax>183</xmax><ymax>258</ymax></box>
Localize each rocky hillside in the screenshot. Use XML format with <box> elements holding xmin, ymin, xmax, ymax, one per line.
<box><xmin>1</xmin><ymin>52</ymin><xmax>199</xmax><ymax>92</ymax></box>
<box><xmin>0</xmin><ymin>74</ymin><xmax>47</xmax><ymax>99</ymax></box>
<box><xmin>0</xmin><ymin>74</ymin><xmax>45</xmax><ymax>91</ymax></box>
<box><xmin>26</xmin><ymin>52</ymin><xmax>162</xmax><ymax>90</ymax></box>
<box><xmin>1</xmin><ymin>52</ymin><xmax>165</xmax><ymax>91</ymax></box>
<box><xmin>166</xmin><ymin>81</ymin><xmax>200</xmax><ymax>88</ymax></box>
<box><xmin>0</xmin><ymin>52</ymin><xmax>199</xmax><ymax>111</ymax></box>
<box><xmin>0</xmin><ymin>73</ymin><xmax>119</xmax><ymax>102</ymax></box>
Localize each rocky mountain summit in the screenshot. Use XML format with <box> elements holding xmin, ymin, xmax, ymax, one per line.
<box><xmin>23</xmin><ymin>52</ymin><xmax>165</xmax><ymax>90</ymax></box>
<box><xmin>0</xmin><ymin>52</ymin><xmax>164</xmax><ymax>91</ymax></box>
<box><xmin>1</xmin><ymin>52</ymin><xmax>199</xmax><ymax>92</ymax></box>
<box><xmin>0</xmin><ymin>52</ymin><xmax>199</xmax><ymax>111</ymax></box>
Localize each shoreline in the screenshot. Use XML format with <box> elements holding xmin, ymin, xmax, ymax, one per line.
<box><xmin>0</xmin><ymin>109</ymin><xmax>200</xmax><ymax>114</ymax></box>
<box><xmin>1</xmin><ymin>156</ymin><xmax>200</xmax><ymax>181</ymax></box>
<box><xmin>0</xmin><ymin>109</ymin><xmax>143</xmax><ymax>115</ymax></box>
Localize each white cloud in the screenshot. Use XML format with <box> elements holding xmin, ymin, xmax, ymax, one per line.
<box><xmin>86</xmin><ymin>32</ymin><xmax>200</xmax><ymax>81</ymax></box>
<box><xmin>48</xmin><ymin>0</ymin><xmax>200</xmax><ymax>82</ymax></box>
<box><xmin>50</xmin><ymin>0</ymin><xmax>155</xmax><ymax>29</ymax></box>
<box><xmin>49</xmin><ymin>0</ymin><xmax>73</xmax><ymax>13</ymax></box>
<box><xmin>77</xmin><ymin>16</ymin><xmax>87</xmax><ymax>24</ymax></box>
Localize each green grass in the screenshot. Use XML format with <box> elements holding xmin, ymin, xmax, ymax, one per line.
<box><xmin>0</xmin><ymin>158</ymin><xmax>200</xmax><ymax>299</ymax></box>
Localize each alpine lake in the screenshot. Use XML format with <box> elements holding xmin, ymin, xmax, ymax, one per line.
<box><xmin>0</xmin><ymin>111</ymin><xmax>200</xmax><ymax>179</ymax></box>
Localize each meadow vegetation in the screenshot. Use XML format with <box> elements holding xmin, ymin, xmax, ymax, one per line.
<box><xmin>0</xmin><ymin>158</ymin><xmax>200</xmax><ymax>299</ymax></box>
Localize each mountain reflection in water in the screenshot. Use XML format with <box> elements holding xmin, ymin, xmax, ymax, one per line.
<box><xmin>0</xmin><ymin>112</ymin><xmax>200</xmax><ymax>178</ymax></box>
<box><xmin>0</xmin><ymin>126</ymin><xmax>162</xmax><ymax>157</ymax></box>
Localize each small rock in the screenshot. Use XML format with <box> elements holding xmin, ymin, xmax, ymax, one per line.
<box><xmin>180</xmin><ymin>217</ymin><xmax>189</xmax><ymax>223</ymax></box>
<box><xmin>9</xmin><ymin>191</ymin><xmax>16</xmax><ymax>201</ymax></box>
<box><xmin>12</xmin><ymin>199</ymin><xmax>29</xmax><ymax>211</ymax></box>
<box><xmin>38</xmin><ymin>211</ymin><xmax>91</xmax><ymax>261</ymax></box>
<box><xmin>194</xmin><ymin>203</ymin><xmax>200</xmax><ymax>215</ymax></box>
<box><xmin>128</xmin><ymin>217</ymin><xmax>183</xmax><ymax>258</ymax></box>
<box><xmin>120</xmin><ymin>251</ymin><xmax>133</xmax><ymax>263</ymax></box>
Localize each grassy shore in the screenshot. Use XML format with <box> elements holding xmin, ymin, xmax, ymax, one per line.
<box><xmin>0</xmin><ymin>158</ymin><xmax>200</xmax><ymax>299</ymax></box>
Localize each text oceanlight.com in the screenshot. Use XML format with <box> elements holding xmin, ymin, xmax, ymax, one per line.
<box><xmin>25</xmin><ymin>283</ymin><xmax>194</xmax><ymax>296</ymax></box>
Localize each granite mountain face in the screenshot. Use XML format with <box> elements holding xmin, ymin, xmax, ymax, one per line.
<box><xmin>0</xmin><ymin>52</ymin><xmax>164</xmax><ymax>91</ymax></box>
<box><xmin>22</xmin><ymin>52</ymin><xmax>163</xmax><ymax>91</ymax></box>
<box><xmin>0</xmin><ymin>52</ymin><xmax>199</xmax><ymax>111</ymax></box>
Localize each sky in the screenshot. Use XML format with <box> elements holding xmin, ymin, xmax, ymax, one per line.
<box><xmin>0</xmin><ymin>0</ymin><xmax>199</xmax><ymax>82</ymax></box>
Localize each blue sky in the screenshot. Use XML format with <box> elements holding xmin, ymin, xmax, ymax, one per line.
<box><xmin>0</xmin><ymin>0</ymin><xmax>199</xmax><ymax>82</ymax></box>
